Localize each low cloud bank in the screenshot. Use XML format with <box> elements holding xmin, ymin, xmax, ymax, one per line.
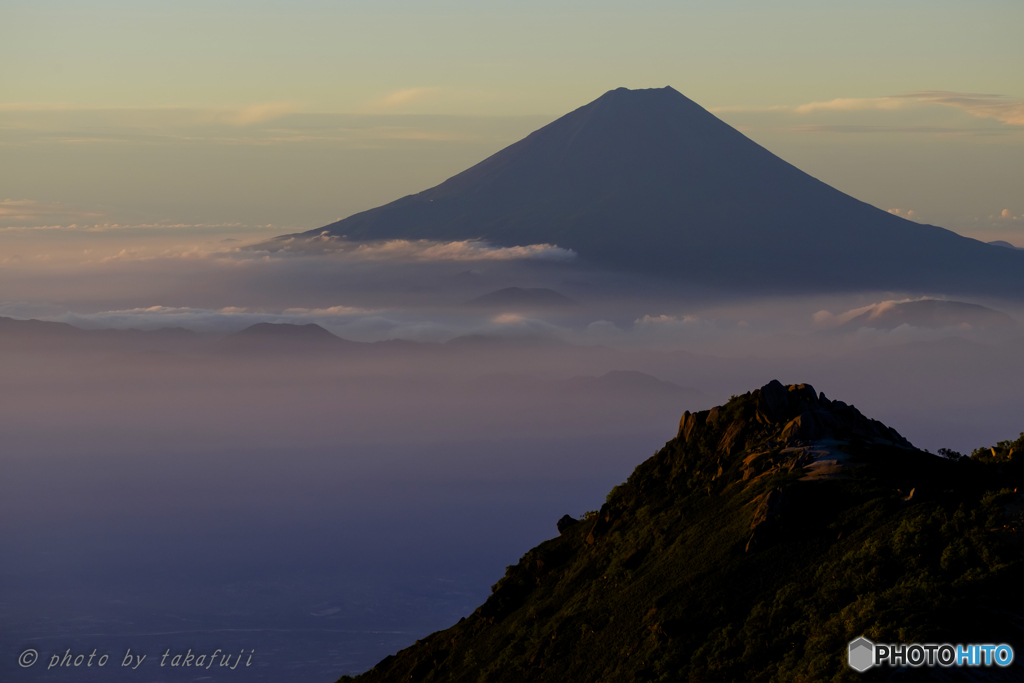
<box><xmin>260</xmin><ymin>233</ymin><xmax>577</xmax><ymax>262</ymax></box>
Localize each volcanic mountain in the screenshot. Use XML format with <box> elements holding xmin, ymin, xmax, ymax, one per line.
<box><xmin>274</xmin><ymin>86</ymin><xmax>1024</xmax><ymax>294</ymax></box>
<box><xmin>340</xmin><ymin>381</ymin><xmax>1023</xmax><ymax>682</ymax></box>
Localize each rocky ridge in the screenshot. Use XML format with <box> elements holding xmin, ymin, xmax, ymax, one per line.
<box><xmin>677</xmin><ymin>379</ymin><xmax>912</xmax><ymax>483</ymax></box>
<box><xmin>341</xmin><ymin>381</ymin><xmax>1022</xmax><ymax>683</ymax></box>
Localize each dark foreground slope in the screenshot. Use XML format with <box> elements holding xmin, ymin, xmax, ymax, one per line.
<box><xmin>342</xmin><ymin>382</ymin><xmax>1023</xmax><ymax>682</ymax></box>
<box><xmin>280</xmin><ymin>87</ymin><xmax>1024</xmax><ymax>294</ymax></box>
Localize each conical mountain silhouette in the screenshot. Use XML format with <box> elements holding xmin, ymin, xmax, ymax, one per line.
<box><xmin>288</xmin><ymin>86</ymin><xmax>1024</xmax><ymax>293</ymax></box>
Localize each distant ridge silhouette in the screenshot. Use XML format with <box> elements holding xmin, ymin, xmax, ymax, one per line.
<box><xmin>278</xmin><ymin>87</ymin><xmax>1024</xmax><ymax>294</ymax></box>
<box><xmin>216</xmin><ymin>322</ymin><xmax>355</xmax><ymax>354</ymax></box>
<box><xmin>229</xmin><ymin>322</ymin><xmax>338</xmax><ymax>340</ymax></box>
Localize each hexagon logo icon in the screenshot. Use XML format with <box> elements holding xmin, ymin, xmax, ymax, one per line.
<box><xmin>848</xmin><ymin>636</ymin><xmax>875</xmax><ymax>672</ymax></box>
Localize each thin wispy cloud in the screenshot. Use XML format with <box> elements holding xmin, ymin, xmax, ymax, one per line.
<box><xmin>0</xmin><ymin>102</ymin><xmax>302</xmax><ymax>126</ymax></box>
<box><xmin>0</xmin><ymin>220</ymin><xmax>249</xmax><ymax>232</ymax></box>
<box><xmin>791</xmin><ymin>97</ymin><xmax>907</xmax><ymax>114</ymax></box>
<box><xmin>0</xmin><ymin>102</ymin><xmax>80</xmax><ymax>112</ymax></box>
<box><xmin>207</xmin><ymin>102</ymin><xmax>303</xmax><ymax>126</ymax></box>
<box><xmin>282</xmin><ymin>305</ymin><xmax>368</xmax><ymax>316</ymax></box>
<box><xmin>0</xmin><ymin>199</ymin><xmax>103</xmax><ymax>221</ymax></box>
<box><xmin>0</xmin><ymin>105</ymin><xmax>489</xmax><ymax>148</ymax></box>
<box><xmin>893</xmin><ymin>91</ymin><xmax>1024</xmax><ymax>127</ymax></box>
<box><xmin>370</xmin><ymin>87</ymin><xmax>439</xmax><ymax>110</ymax></box>
<box><xmin>785</xmin><ymin>124</ymin><xmax>1004</xmax><ymax>136</ymax></box>
<box><xmin>812</xmin><ymin>299</ymin><xmax>918</xmax><ymax>327</ymax></box>
<box><xmin>711</xmin><ymin>91</ymin><xmax>1024</xmax><ymax>127</ymax></box>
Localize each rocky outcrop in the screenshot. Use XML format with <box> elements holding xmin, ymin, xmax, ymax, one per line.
<box><xmin>674</xmin><ymin>381</ymin><xmax>917</xmax><ymax>549</ymax></box>
<box><xmin>756</xmin><ymin>380</ymin><xmax>912</xmax><ymax>448</ymax></box>
<box><xmin>556</xmin><ymin>514</ymin><xmax>578</xmax><ymax>535</ymax></box>
<box><xmin>678</xmin><ymin>380</ymin><xmax>912</xmax><ymax>484</ymax></box>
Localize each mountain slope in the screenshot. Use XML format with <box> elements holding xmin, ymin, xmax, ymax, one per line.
<box><xmin>278</xmin><ymin>87</ymin><xmax>1024</xmax><ymax>294</ymax></box>
<box><xmin>341</xmin><ymin>381</ymin><xmax>1023</xmax><ymax>682</ymax></box>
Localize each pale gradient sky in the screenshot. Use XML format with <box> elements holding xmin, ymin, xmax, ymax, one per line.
<box><xmin>2</xmin><ymin>0</ymin><xmax>1022</xmax><ymax>245</ymax></box>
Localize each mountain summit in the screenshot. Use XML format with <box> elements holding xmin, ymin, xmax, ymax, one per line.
<box><xmin>340</xmin><ymin>381</ymin><xmax>1022</xmax><ymax>682</ymax></box>
<box><xmin>281</xmin><ymin>86</ymin><xmax>1024</xmax><ymax>294</ymax></box>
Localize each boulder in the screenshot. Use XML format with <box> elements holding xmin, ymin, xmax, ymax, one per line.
<box><xmin>556</xmin><ymin>514</ymin><xmax>579</xmax><ymax>535</ymax></box>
